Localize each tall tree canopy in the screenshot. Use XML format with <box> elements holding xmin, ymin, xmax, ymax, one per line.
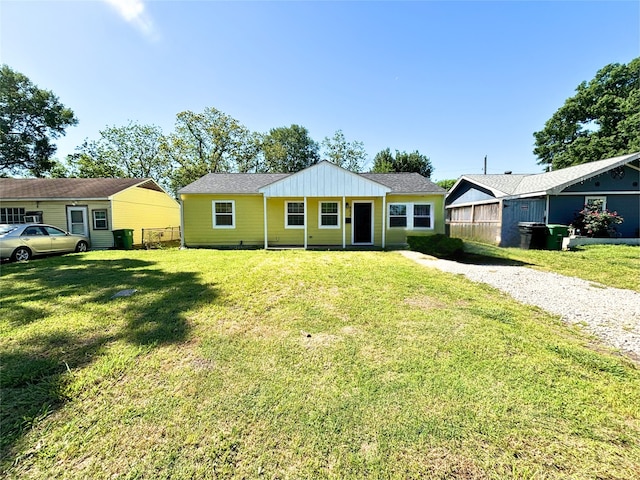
<box><xmin>371</xmin><ymin>148</ymin><xmax>434</xmax><ymax>178</ymax></box>
<box><xmin>162</xmin><ymin>107</ymin><xmax>261</xmax><ymax>193</ymax></box>
<box><xmin>67</xmin><ymin>123</ymin><xmax>168</xmax><ymax>180</ymax></box>
<box><xmin>262</xmin><ymin>124</ymin><xmax>320</xmax><ymax>173</ymax></box>
<box><xmin>0</xmin><ymin>64</ymin><xmax>78</xmax><ymax>177</ymax></box>
<box><xmin>436</xmin><ymin>179</ymin><xmax>457</xmax><ymax>191</ymax></box>
<box><xmin>533</xmin><ymin>57</ymin><xmax>640</xmax><ymax>170</ymax></box>
<box><xmin>321</xmin><ymin>129</ymin><xmax>367</xmax><ymax>172</ymax></box>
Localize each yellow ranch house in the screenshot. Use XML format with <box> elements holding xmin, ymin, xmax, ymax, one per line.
<box><xmin>0</xmin><ymin>178</ymin><xmax>180</xmax><ymax>249</ymax></box>
<box><xmin>179</xmin><ymin>161</ymin><xmax>447</xmax><ymax>249</ymax></box>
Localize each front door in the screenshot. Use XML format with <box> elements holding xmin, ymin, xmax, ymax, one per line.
<box><xmin>67</xmin><ymin>206</ymin><xmax>89</xmax><ymax>237</ymax></box>
<box><xmin>352</xmin><ymin>202</ymin><xmax>373</xmax><ymax>244</ymax></box>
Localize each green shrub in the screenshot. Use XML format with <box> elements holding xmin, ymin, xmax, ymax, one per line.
<box><xmin>571</xmin><ymin>199</ymin><xmax>624</xmax><ymax>238</ymax></box>
<box><xmin>407</xmin><ymin>234</ymin><xmax>464</xmax><ymax>258</ymax></box>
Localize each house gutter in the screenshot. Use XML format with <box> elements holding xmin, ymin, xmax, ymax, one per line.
<box><xmin>545</xmin><ymin>195</ymin><xmax>550</xmax><ymax>224</ymax></box>
<box><xmin>502</xmin><ymin>191</ymin><xmax>548</xmax><ymax>200</ymax></box>
<box><xmin>179</xmin><ymin>199</ymin><xmax>185</xmax><ymax>249</ymax></box>
<box><xmin>381</xmin><ymin>196</ymin><xmax>386</xmax><ymax>249</ymax></box>
<box><xmin>304</xmin><ymin>196</ymin><xmax>308</xmax><ymax>250</ymax></box>
<box><xmin>263</xmin><ymin>194</ymin><xmax>268</xmax><ymax>249</ymax></box>
<box><xmin>1</xmin><ymin>197</ymin><xmax>109</xmax><ymax>202</ymax></box>
<box><xmin>445</xmin><ymin>198</ymin><xmax>502</xmax><ymax>209</ymax></box>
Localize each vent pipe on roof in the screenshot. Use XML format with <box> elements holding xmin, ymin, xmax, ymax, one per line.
<box><xmin>504</xmin><ymin>171</ymin><xmax>512</xmax><ymax>174</ymax></box>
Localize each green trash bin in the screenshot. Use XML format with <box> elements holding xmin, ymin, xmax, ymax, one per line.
<box><xmin>546</xmin><ymin>224</ymin><xmax>569</xmax><ymax>250</ymax></box>
<box><xmin>112</xmin><ymin>229</ymin><xmax>134</xmax><ymax>250</ymax></box>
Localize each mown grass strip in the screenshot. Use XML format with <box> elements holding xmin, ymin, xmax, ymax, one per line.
<box><xmin>1</xmin><ymin>249</ymin><xmax>638</xmax><ymax>479</ymax></box>
<box><xmin>463</xmin><ymin>241</ymin><xmax>640</xmax><ymax>291</ymax></box>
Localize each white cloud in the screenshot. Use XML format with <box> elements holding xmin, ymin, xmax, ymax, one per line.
<box><xmin>103</xmin><ymin>0</ymin><xmax>160</xmax><ymax>42</ymax></box>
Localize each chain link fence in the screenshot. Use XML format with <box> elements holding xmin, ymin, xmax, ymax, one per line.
<box><xmin>142</xmin><ymin>227</ymin><xmax>181</xmax><ymax>249</ymax></box>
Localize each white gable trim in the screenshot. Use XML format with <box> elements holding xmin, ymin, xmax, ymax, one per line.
<box><xmin>454</xmin><ymin>176</ymin><xmax>512</xmax><ymax>198</ymax></box>
<box><xmin>546</xmin><ymin>153</ymin><xmax>640</xmax><ymax>195</ymax></box>
<box><xmin>258</xmin><ymin>161</ymin><xmax>390</xmax><ymax>198</ymax></box>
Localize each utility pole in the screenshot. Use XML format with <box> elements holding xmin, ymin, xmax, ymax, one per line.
<box><xmin>483</xmin><ymin>155</ymin><xmax>487</xmax><ymax>175</ymax></box>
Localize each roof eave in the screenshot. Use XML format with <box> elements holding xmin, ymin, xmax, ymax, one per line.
<box><xmin>546</xmin><ymin>152</ymin><xmax>640</xmax><ymax>194</ymax></box>
<box><xmin>445</xmin><ymin>198</ymin><xmax>502</xmax><ymax>209</ymax></box>
<box><xmin>504</xmin><ymin>191</ymin><xmax>547</xmax><ymax>200</ymax></box>
<box><xmin>388</xmin><ymin>191</ymin><xmax>447</xmax><ymax>196</ymax></box>
<box><xmin>1</xmin><ymin>197</ymin><xmax>109</xmax><ymax>201</ymax></box>
<box><xmin>179</xmin><ymin>191</ymin><xmax>261</xmax><ymax>196</ymax></box>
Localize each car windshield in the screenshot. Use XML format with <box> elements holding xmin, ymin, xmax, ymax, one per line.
<box><xmin>0</xmin><ymin>225</ymin><xmax>19</xmax><ymax>236</ymax></box>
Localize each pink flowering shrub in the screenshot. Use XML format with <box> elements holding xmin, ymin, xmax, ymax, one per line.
<box><xmin>571</xmin><ymin>200</ymin><xmax>624</xmax><ymax>238</ymax></box>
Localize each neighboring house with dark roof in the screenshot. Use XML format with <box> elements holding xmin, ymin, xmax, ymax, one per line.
<box><xmin>0</xmin><ymin>178</ymin><xmax>180</xmax><ymax>249</ymax></box>
<box><xmin>446</xmin><ymin>152</ymin><xmax>640</xmax><ymax>247</ymax></box>
<box><xmin>178</xmin><ymin>160</ymin><xmax>447</xmax><ymax>249</ymax></box>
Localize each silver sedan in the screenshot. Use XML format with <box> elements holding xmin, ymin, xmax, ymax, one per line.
<box><xmin>0</xmin><ymin>224</ymin><xmax>90</xmax><ymax>261</ymax></box>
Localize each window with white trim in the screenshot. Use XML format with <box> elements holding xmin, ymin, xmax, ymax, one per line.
<box><xmin>319</xmin><ymin>201</ymin><xmax>339</xmax><ymax>228</ymax></box>
<box><xmin>213</xmin><ymin>201</ymin><xmax>235</xmax><ymax>228</ymax></box>
<box><xmin>389</xmin><ymin>204</ymin><xmax>407</xmax><ymax>227</ymax></box>
<box><xmin>1</xmin><ymin>207</ymin><xmax>25</xmax><ymax>224</ymax></box>
<box><xmin>388</xmin><ymin>203</ymin><xmax>433</xmax><ymax>230</ymax></box>
<box><xmin>413</xmin><ymin>204</ymin><xmax>431</xmax><ymax>228</ymax></box>
<box><xmin>585</xmin><ymin>196</ymin><xmax>607</xmax><ymax>211</ymax></box>
<box><xmin>286</xmin><ymin>201</ymin><xmax>305</xmax><ymax>228</ymax></box>
<box><xmin>92</xmin><ymin>209</ymin><xmax>108</xmax><ymax>230</ymax></box>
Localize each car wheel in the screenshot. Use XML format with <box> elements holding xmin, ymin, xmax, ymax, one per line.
<box><xmin>12</xmin><ymin>247</ymin><xmax>32</xmax><ymax>262</ymax></box>
<box><xmin>75</xmin><ymin>241</ymin><xmax>89</xmax><ymax>253</ymax></box>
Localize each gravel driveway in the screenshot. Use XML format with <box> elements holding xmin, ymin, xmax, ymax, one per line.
<box><xmin>400</xmin><ymin>250</ymin><xmax>640</xmax><ymax>362</ymax></box>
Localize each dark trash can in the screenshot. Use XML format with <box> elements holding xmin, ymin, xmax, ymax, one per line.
<box><xmin>112</xmin><ymin>229</ymin><xmax>134</xmax><ymax>250</ymax></box>
<box><xmin>518</xmin><ymin>222</ymin><xmax>547</xmax><ymax>249</ymax></box>
<box><xmin>546</xmin><ymin>224</ymin><xmax>570</xmax><ymax>251</ymax></box>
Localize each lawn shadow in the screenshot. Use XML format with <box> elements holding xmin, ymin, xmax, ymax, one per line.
<box><xmin>0</xmin><ymin>255</ymin><xmax>217</xmax><ymax>466</ymax></box>
<box><xmin>455</xmin><ymin>252</ymin><xmax>532</xmax><ymax>267</ymax></box>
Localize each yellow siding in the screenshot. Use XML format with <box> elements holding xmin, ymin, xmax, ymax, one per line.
<box><xmin>366</xmin><ymin>197</ymin><xmax>384</xmax><ymax>246</ymax></box>
<box><xmin>385</xmin><ymin>194</ymin><xmax>446</xmax><ymax>246</ymax></box>
<box><xmin>307</xmin><ymin>198</ymin><xmax>344</xmax><ymax>246</ymax></box>
<box><xmin>269</xmin><ymin>197</ymin><xmax>385</xmax><ymax>247</ymax></box>
<box><xmin>0</xmin><ymin>200</ymin><xmax>115</xmax><ymax>249</ymax></box>
<box><xmin>182</xmin><ymin>194</ymin><xmax>265</xmax><ymax>247</ymax></box>
<box><xmin>180</xmin><ymin>193</ymin><xmax>445</xmax><ymax>249</ymax></box>
<box><xmin>111</xmin><ymin>187</ymin><xmax>180</xmax><ymax>245</ymax></box>
<box><xmin>265</xmin><ymin>197</ymin><xmax>304</xmax><ymax>246</ymax></box>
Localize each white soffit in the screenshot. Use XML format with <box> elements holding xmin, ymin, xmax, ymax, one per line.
<box><xmin>258</xmin><ymin>161</ymin><xmax>390</xmax><ymax>197</ymax></box>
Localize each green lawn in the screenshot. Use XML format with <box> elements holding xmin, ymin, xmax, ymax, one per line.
<box><xmin>1</xmin><ymin>249</ymin><xmax>639</xmax><ymax>479</ymax></box>
<box><xmin>463</xmin><ymin>242</ymin><xmax>640</xmax><ymax>292</ymax></box>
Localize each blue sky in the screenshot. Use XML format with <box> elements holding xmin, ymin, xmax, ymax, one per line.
<box><xmin>1</xmin><ymin>1</ymin><xmax>638</xmax><ymax>180</ymax></box>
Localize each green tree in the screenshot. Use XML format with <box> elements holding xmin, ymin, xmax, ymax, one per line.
<box><xmin>44</xmin><ymin>159</ymin><xmax>71</xmax><ymax>178</ymax></box>
<box><xmin>321</xmin><ymin>129</ymin><xmax>367</xmax><ymax>172</ymax></box>
<box><xmin>371</xmin><ymin>148</ymin><xmax>395</xmax><ymax>173</ymax></box>
<box><xmin>66</xmin><ymin>143</ymin><xmax>125</xmax><ymax>178</ymax></box>
<box><xmin>162</xmin><ymin>108</ymin><xmax>260</xmax><ymax>192</ymax></box>
<box><xmin>436</xmin><ymin>179</ymin><xmax>457</xmax><ymax>191</ymax></box>
<box><xmin>0</xmin><ymin>64</ymin><xmax>78</xmax><ymax>176</ymax></box>
<box><xmin>534</xmin><ymin>57</ymin><xmax>640</xmax><ymax>170</ymax></box>
<box><xmin>371</xmin><ymin>148</ymin><xmax>434</xmax><ymax>178</ymax></box>
<box><xmin>68</xmin><ymin>123</ymin><xmax>168</xmax><ymax>185</ymax></box>
<box><xmin>262</xmin><ymin>124</ymin><xmax>320</xmax><ymax>173</ymax></box>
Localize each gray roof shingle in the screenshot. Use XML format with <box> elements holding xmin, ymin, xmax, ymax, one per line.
<box><xmin>514</xmin><ymin>153</ymin><xmax>640</xmax><ymax>194</ymax></box>
<box><xmin>457</xmin><ymin>152</ymin><xmax>640</xmax><ymax>198</ymax></box>
<box><xmin>360</xmin><ymin>173</ymin><xmax>446</xmax><ymax>193</ymax></box>
<box><xmin>179</xmin><ymin>171</ymin><xmax>446</xmax><ymax>195</ymax></box>
<box><xmin>178</xmin><ymin>173</ymin><xmax>289</xmax><ymax>194</ymax></box>
<box><xmin>0</xmin><ymin>178</ymin><xmax>161</xmax><ymax>199</ymax></box>
<box><xmin>458</xmin><ymin>174</ymin><xmax>530</xmax><ymax>196</ymax></box>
